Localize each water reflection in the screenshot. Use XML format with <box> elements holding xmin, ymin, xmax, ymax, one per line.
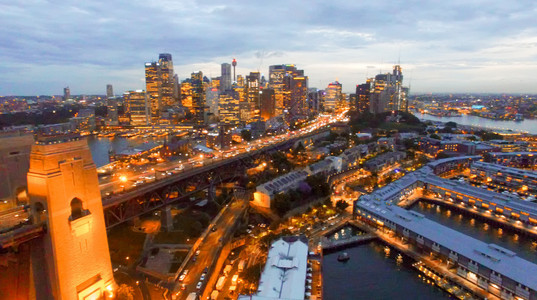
<box><xmin>413</xmin><ymin>200</ymin><xmax>537</xmax><ymax>263</ymax></box>
<box><xmin>323</xmin><ymin>241</ymin><xmax>451</xmax><ymax>299</ymax></box>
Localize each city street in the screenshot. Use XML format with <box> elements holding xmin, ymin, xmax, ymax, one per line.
<box><xmin>174</xmin><ymin>198</ymin><xmax>247</xmax><ymax>299</ymax></box>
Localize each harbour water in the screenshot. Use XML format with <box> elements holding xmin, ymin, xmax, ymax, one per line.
<box><xmin>412</xmin><ymin>112</ymin><xmax>537</xmax><ymax>134</ymax></box>
<box><xmin>86</xmin><ymin>135</ymin><xmax>163</xmax><ymax>167</ymax></box>
<box><xmin>411</xmin><ymin>200</ymin><xmax>537</xmax><ymax>264</ymax></box>
<box><xmin>323</xmin><ymin>226</ymin><xmax>451</xmax><ymax>299</ymax></box>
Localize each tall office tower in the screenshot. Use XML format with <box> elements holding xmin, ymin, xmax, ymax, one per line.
<box><xmin>232</xmin><ymin>58</ymin><xmax>237</xmax><ymax>82</ymax></box>
<box><xmin>206</xmin><ymin>86</ymin><xmax>219</xmax><ymax>116</ymax></box>
<box><xmin>221</xmin><ymin>63</ymin><xmax>232</xmax><ymax>92</ymax></box>
<box><xmin>173</xmin><ymin>74</ymin><xmax>180</xmax><ymax>102</ymax></box>
<box><xmin>369</xmin><ymin>65</ymin><xmax>406</xmax><ymax>114</ymax></box>
<box><xmin>191</xmin><ymin>71</ymin><xmax>206</xmax><ymax>125</ymax></box>
<box><xmin>106</xmin><ymin>84</ymin><xmax>113</xmax><ymax>98</ymax></box>
<box><xmin>269</xmin><ymin>64</ymin><xmax>307</xmax><ymax>118</ymax></box>
<box><xmin>289</xmin><ymin>75</ymin><xmax>308</xmax><ymax>117</ymax></box>
<box><xmin>181</xmin><ymin>81</ymin><xmax>193</xmax><ymax>109</ymax></box>
<box><xmin>124</xmin><ymin>90</ymin><xmax>149</xmax><ymax>126</ymax></box>
<box><xmin>402</xmin><ymin>86</ymin><xmax>409</xmax><ymax>111</ymax></box>
<box><xmin>269</xmin><ymin>65</ymin><xmax>286</xmax><ymax>116</ymax></box>
<box><xmin>307</xmin><ymin>88</ymin><xmax>321</xmax><ymax>113</ymax></box>
<box><xmin>218</xmin><ymin>92</ymin><xmax>240</xmax><ymax>126</ymax></box>
<box><xmin>236</xmin><ymin>75</ymin><xmax>245</xmax><ymax>87</ymax></box>
<box><xmin>349</xmin><ymin>94</ymin><xmax>357</xmax><ymax>112</ymax></box>
<box><xmin>260</xmin><ymin>88</ymin><xmax>276</xmax><ymax>120</ymax></box>
<box><xmin>356</xmin><ymin>81</ymin><xmax>371</xmax><ymax>113</ymax></box>
<box><xmin>27</xmin><ymin>136</ymin><xmax>115</xmax><ymax>299</ymax></box>
<box><xmin>369</xmin><ymin>74</ymin><xmax>389</xmax><ymax>114</ymax></box>
<box><xmin>145</xmin><ymin>61</ymin><xmax>160</xmax><ymax>122</ymax></box>
<box><xmin>246</xmin><ymin>72</ymin><xmax>261</xmax><ymax>121</ymax></box>
<box><xmin>63</xmin><ymin>87</ymin><xmax>70</xmax><ymax>101</ymax></box>
<box><xmin>159</xmin><ymin>53</ymin><xmax>175</xmax><ymax>108</ymax></box>
<box><xmin>105</xmin><ymin>97</ymin><xmax>119</xmax><ymax>126</ymax></box>
<box><xmin>324</xmin><ymin>81</ymin><xmax>342</xmax><ymax>112</ymax></box>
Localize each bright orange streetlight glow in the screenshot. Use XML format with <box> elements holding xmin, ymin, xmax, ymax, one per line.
<box><xmin>119</xmin><ymin>175</ymin><xmax>128</xmax><ymax>182</ymax></box>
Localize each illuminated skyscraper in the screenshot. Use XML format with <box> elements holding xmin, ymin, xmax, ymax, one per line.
<box><xmin>324</xmin><ymin>81</ymin><xmax>342</xmax><ymax>112</ymax></box>
<box><xmin>105</xmin><ymin>97</ymin><xmax>118</xmax><ymax>126</ymax></box>
<box><xmin>269</xmin><ymin>65</ymin><xmax>286</xmax><ymax>116</ymax></box>
<box><xmin>369</xmin><ymin>65</ymin><xmax>406</xmax><ymax>114</ymax></box>
<box><xmin>219</xmin><ymin>92</ymin><xmax>240</xmax><ymax>126</ymax></box>
<box><xmin>106</xmin><ymin>84</ymin><xmax>113</xmax><ymax>98</ymax></box>
<box><xmin>356</xmin><ymin>81</ymin><xmax>371</xmax><ymax>113</ymax></box>
<box><xmin>63</xmin><ymin>87</ymin><xmax>70</xmax><ymax>101</ymax></box>
<box><xmin>206</xmin><ymin>86</ymin><xmax>219</xmax><ymax>115</ymax></box>
<box><xmin>145</xmin><ymin>61</ymin><xmax>160</xmax><ymax>122</ymax></box>
<box><xmin>221</xmin><ymin>63</ymin><xmax>232</xmax><ymax>92</ymax></box>
<box><xmin>191</xmin><ymin>71</ymin><xmax>206</xmax><ymax>124</ymax></box>
<box><xmin>246</xmin><ymin>72</ymin><xmax>261</xmax><ymax>121</ymax></box>
<box><xmin>181</xmin><ymin>81</ymin><xmax>193</xmax><ymax>109</ymax></box>
<box><xmin>269</xmin><ymin>64</ymin><xmax>307</xmax><ymax>118</ymax></box>
<box><xmin>289</xmin><ymin>75</ymin><xmax>308</xmax><ymax>117</ymax></box>
<box><xmin>159</xmin><ymin>53</ymin><xmax>175</xmax><ymax>107</ymax></box>
<box><xmin>173</xmin><ymin>74</ymin><xmax>180</xmax><ymax>101</ymax></box>
<box><xmin>124</xmin><ymin>90</ymin><xmax>149</xmax><ymax>126</ymax></box>
<box><xmin>260</xmin><ymin>88</ymin><xmax>275</xmax><ymax>120</ymax></box>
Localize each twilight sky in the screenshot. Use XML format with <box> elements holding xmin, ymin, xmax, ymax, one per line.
<box><xmin>1</xmin><ymin>0</ymin><xmax>537</xmax><ymax>95</ymax></box>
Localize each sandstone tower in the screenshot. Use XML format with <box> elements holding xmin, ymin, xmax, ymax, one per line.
<box><xmin>27</xmin><ymin>136</ymin><xmax>115</xmax><ymax>299</ymax></box>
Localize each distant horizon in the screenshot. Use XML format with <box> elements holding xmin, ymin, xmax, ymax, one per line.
<box><xmin>1</xmin><ymin>90</ymin><xmax>537</xmax><ymax>98</ymax></box>
<box><xmin>2</xmin><ymin>1</ymin><xmax>537</xmax><ymax>95</ymax></box>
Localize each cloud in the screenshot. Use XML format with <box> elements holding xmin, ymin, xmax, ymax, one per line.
<box><xmin>1</xmin><ymin>0</ymin><xmax>537</xmax><ymax>95</ymax></box>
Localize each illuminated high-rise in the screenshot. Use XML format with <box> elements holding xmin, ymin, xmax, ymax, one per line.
<box><xmin>181</xmin><ymin>81</ymin><xmax>193</xmax><ymax>109</ymax></box>
<box><xmin>356</xmin><ymin>81</ymin><xmax>371</xmax><ymax>113</ymax></box>
<box><xmin>221</xmin><ymin>63</ymin><xmax>232</xmax><ymax>92</ymax></box>
<box><xmin>191</xmin><ymin>71</ymin><xmax>206</xmax><ymax>124</ymax></box>
<box><xmin>369</xmin><ymin>65</ymin><xmax>406</xmax><ymax>114</ymax></box>
<box><xmin>145</xmin><ymin>61</ymin><xmax>160</xmax><ymax>122</ymax></box>
<box><xmin>269</xmin><ymin>65</ymin><xmax>286</xmax><ymax>116</ymax></box>
<box><xmin>173</xmin><ymin>74</ymin><xmax>180</xmax><ymax>101</ymax></box>
<box><xmin>105</xmin><ymin>97</ymin><xmax>118</xmax><ymax>126</ymax></box>
<box><xmin>159</xmin><ymin>53</ymin><xmax>175</xmax><ymax>107</ymax></box>
<box><xmin>246</xmin><ymin>72</ymin><xmax>261</xmax><ymax>120</ymax></box>
<box><xmin>289</xmin><ymin>75</ymin><xmax>308</xmax><ymax>117</ymax></box>
<box><xmin>124</xmin><ymin>90</ymin><xmax>149</xmax><ymax>126</ymax></box>
<box><xmin>269</xmin><ymin>64</ymin><xmax>307</xmax><ymax>118</ymax></box>
<box><xmin>260</xmin><ymin>88</ymin><xmax>275</xmax><ymax>120</ymax></box>
<box><xmin>324</xmin><ymin>81</ymin><xmax>342</xmax><ymax>112</ymax></box>
<box><xmin>219</xmin><ymin>92</ymin><xmax>240</xmax><ymax>126</ymax></box>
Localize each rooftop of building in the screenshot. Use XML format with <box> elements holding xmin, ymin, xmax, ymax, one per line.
<box><xmin>254</xmin><ymin>236</ymin><xmax>309</xmax><ymax>300</ymax></box>
<box><xmin>472</xmin><ymin>161</ymin><xmax>537</xmax><ymax>179</ymax></box>
<box><xmin>356</xmin><ymin>201</ymin><xmax>537</xmax><ymax>292</ymax></box>
<box><xmin>257</xmin><ymin>170</ymin><xmax>309</xmax><ymax>195</ymax></box>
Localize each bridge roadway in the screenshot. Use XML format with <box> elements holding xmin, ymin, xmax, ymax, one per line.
<box><xmin>100</xmin><ymin>127</ymin><xmax>333</xmax><ymax>228</ymax></box>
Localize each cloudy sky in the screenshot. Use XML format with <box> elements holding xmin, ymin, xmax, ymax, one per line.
<box><xmin>1</xmin><ymin>0</ymin><xmax>537</xmax><ymax>95</ymax></box>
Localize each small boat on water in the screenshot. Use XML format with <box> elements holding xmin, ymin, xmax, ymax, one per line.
<box><xmin>337</xmin><ymin>252</ymin><xmax>350</xmax><ymax>262</ymax></box>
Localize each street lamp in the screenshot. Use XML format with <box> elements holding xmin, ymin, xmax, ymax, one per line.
<box><xmin>119</xmin><ymin>175</ymin><xmax>127</xmax><ymax>183</ymax></box>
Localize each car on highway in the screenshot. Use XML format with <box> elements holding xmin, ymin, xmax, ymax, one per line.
<box><xmin>178</xmin><ymin>269</ymin><xmax>188</xmax><ymax>281</ymax></box>
<box><xmin>211</xmin><ymin>226</ymin><xmax>217</xmax><ymax>232</ymax></box>
<box><xmin>200</xmin><ymin>273</ymin><xmax>206</xmax><ymax>281</ymax></box>
<box><xmin>196</xmin><ymin>281</ymin><xmax>203</xmax><ymax>290</ymax></box>
<box><xmin>195</xmin><ymin>249</ymin><xmax>201</xmax><ymax>256</ymax></box>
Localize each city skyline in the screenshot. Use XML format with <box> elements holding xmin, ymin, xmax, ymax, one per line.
<box><xmin>1</xmin><ymin>0</ymin><xmax>537</xmax><ymax>95</ymax></box>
